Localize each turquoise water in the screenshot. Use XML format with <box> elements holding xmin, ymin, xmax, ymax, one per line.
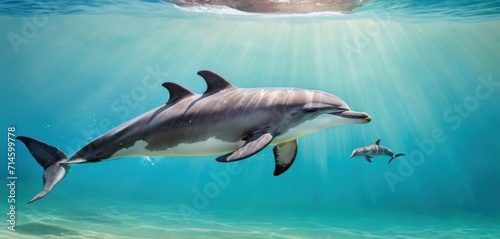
<box><xmin>2</xmin><ymin>0</ymin><xmax>500</xmax><ymax>238</ymax></box>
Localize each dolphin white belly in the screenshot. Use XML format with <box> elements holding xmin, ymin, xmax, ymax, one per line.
<box><xmin>110</xmin><ymin>137</ymin><xmax>245</xmax><ymax>158</ymax></box>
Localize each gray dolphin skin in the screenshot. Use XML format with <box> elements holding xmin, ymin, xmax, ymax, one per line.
<box><xmin>168</xmin><ymin>0</ymin><xmax>370</xmax><ymax>14</ymax></box>
<box><xmin>350</xmin><ymin>139</ymin><xmax>405</xmax><ymax>164</ymax></box>
<box><xmin>18</xmin><ymin>70</ymin><xmax>371</xmax><ymax>203</ymax></box>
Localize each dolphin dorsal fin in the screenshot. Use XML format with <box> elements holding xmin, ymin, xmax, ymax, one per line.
<box><xmin>197</xmin><ymin>70</ymin><xmax>236</xmax><ymax>95</ymax></box>
<box><xmin>374</xmin><ymin>139</ymin><xmax>381</xmax><ymax>145</ymax></box>
<box><xmin>162</xmin><ymin>82</ymin><xmax>195</xmax><ymax>104</ymax></box>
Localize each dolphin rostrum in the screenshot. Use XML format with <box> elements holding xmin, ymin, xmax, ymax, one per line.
<box><xmin>350</xmin><ymin>139</ymin><xmax>405</xmax><ymax>164</ymax></box>
<box><xmin>18</xmin><ymin>70</ymin><xmax>371</xmax><ymax>203</ymax></box>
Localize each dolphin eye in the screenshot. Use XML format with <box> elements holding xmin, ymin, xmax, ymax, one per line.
<box><xmin>303</xmin><ymin>108</ymin><xmax>318</xmax><ymax>114</ymax></box>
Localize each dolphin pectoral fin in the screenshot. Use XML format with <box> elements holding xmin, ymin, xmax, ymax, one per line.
<box><xmin>216</xmin><ymin>132</ymin><xmax>274</xmax><ymax>162</ymax></box>
<box><xmin>365</xmin><ymin>156</ymin><xmax>372</xmax><ymax>163</ymax></box>
<box><xmin>273</xmin><ymin>139</ymin><xmax>298</xmax><ymax>176</ymax></box>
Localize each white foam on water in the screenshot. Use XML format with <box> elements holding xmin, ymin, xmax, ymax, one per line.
<box><xmin>173</xmin><ymin>4</ymin><xmax>346</xmax><ymax>18</ymax></box>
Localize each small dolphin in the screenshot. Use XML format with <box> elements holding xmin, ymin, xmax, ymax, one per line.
<box><xmin>18</xmin><ymin>70</ymin><xmax>371</xmax><ymax>203</ymax></box>
<box><xmin>350</xmin><ymin>139</ymin><xmax>405</xmax><ymax>164</ymax></box>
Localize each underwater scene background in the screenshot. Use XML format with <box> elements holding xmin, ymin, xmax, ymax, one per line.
<box><xmin>1</xmin><ymin>0</ymin><xmax>500</xmax><ymax>238</ymax></box>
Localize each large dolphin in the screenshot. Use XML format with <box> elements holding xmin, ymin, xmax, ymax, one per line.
<box><xmin>18</xmin><ymin>71</ymin><xmax>371</xmax><ymax>203</ymax></box>
<box><xmin>168</xmin><ymin>0</ymin><xmax>370</xmax><ymax>14</ymax></box>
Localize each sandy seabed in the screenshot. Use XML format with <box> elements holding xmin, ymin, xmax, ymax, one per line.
<box><xmin>5</xmin><ymin>200</ymin><xmax>500</xmax><ymax>239</ymax></box>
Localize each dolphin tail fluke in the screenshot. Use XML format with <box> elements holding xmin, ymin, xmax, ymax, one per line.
<box><xmin>17</xmin><ymin>136</ymin><xmax>70</xmax><ymax>204</ymax></box>
<box><xmin>388</xmin><ymin>153</ymin><xmax>405</xmax><ymax>165</ymax></box>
